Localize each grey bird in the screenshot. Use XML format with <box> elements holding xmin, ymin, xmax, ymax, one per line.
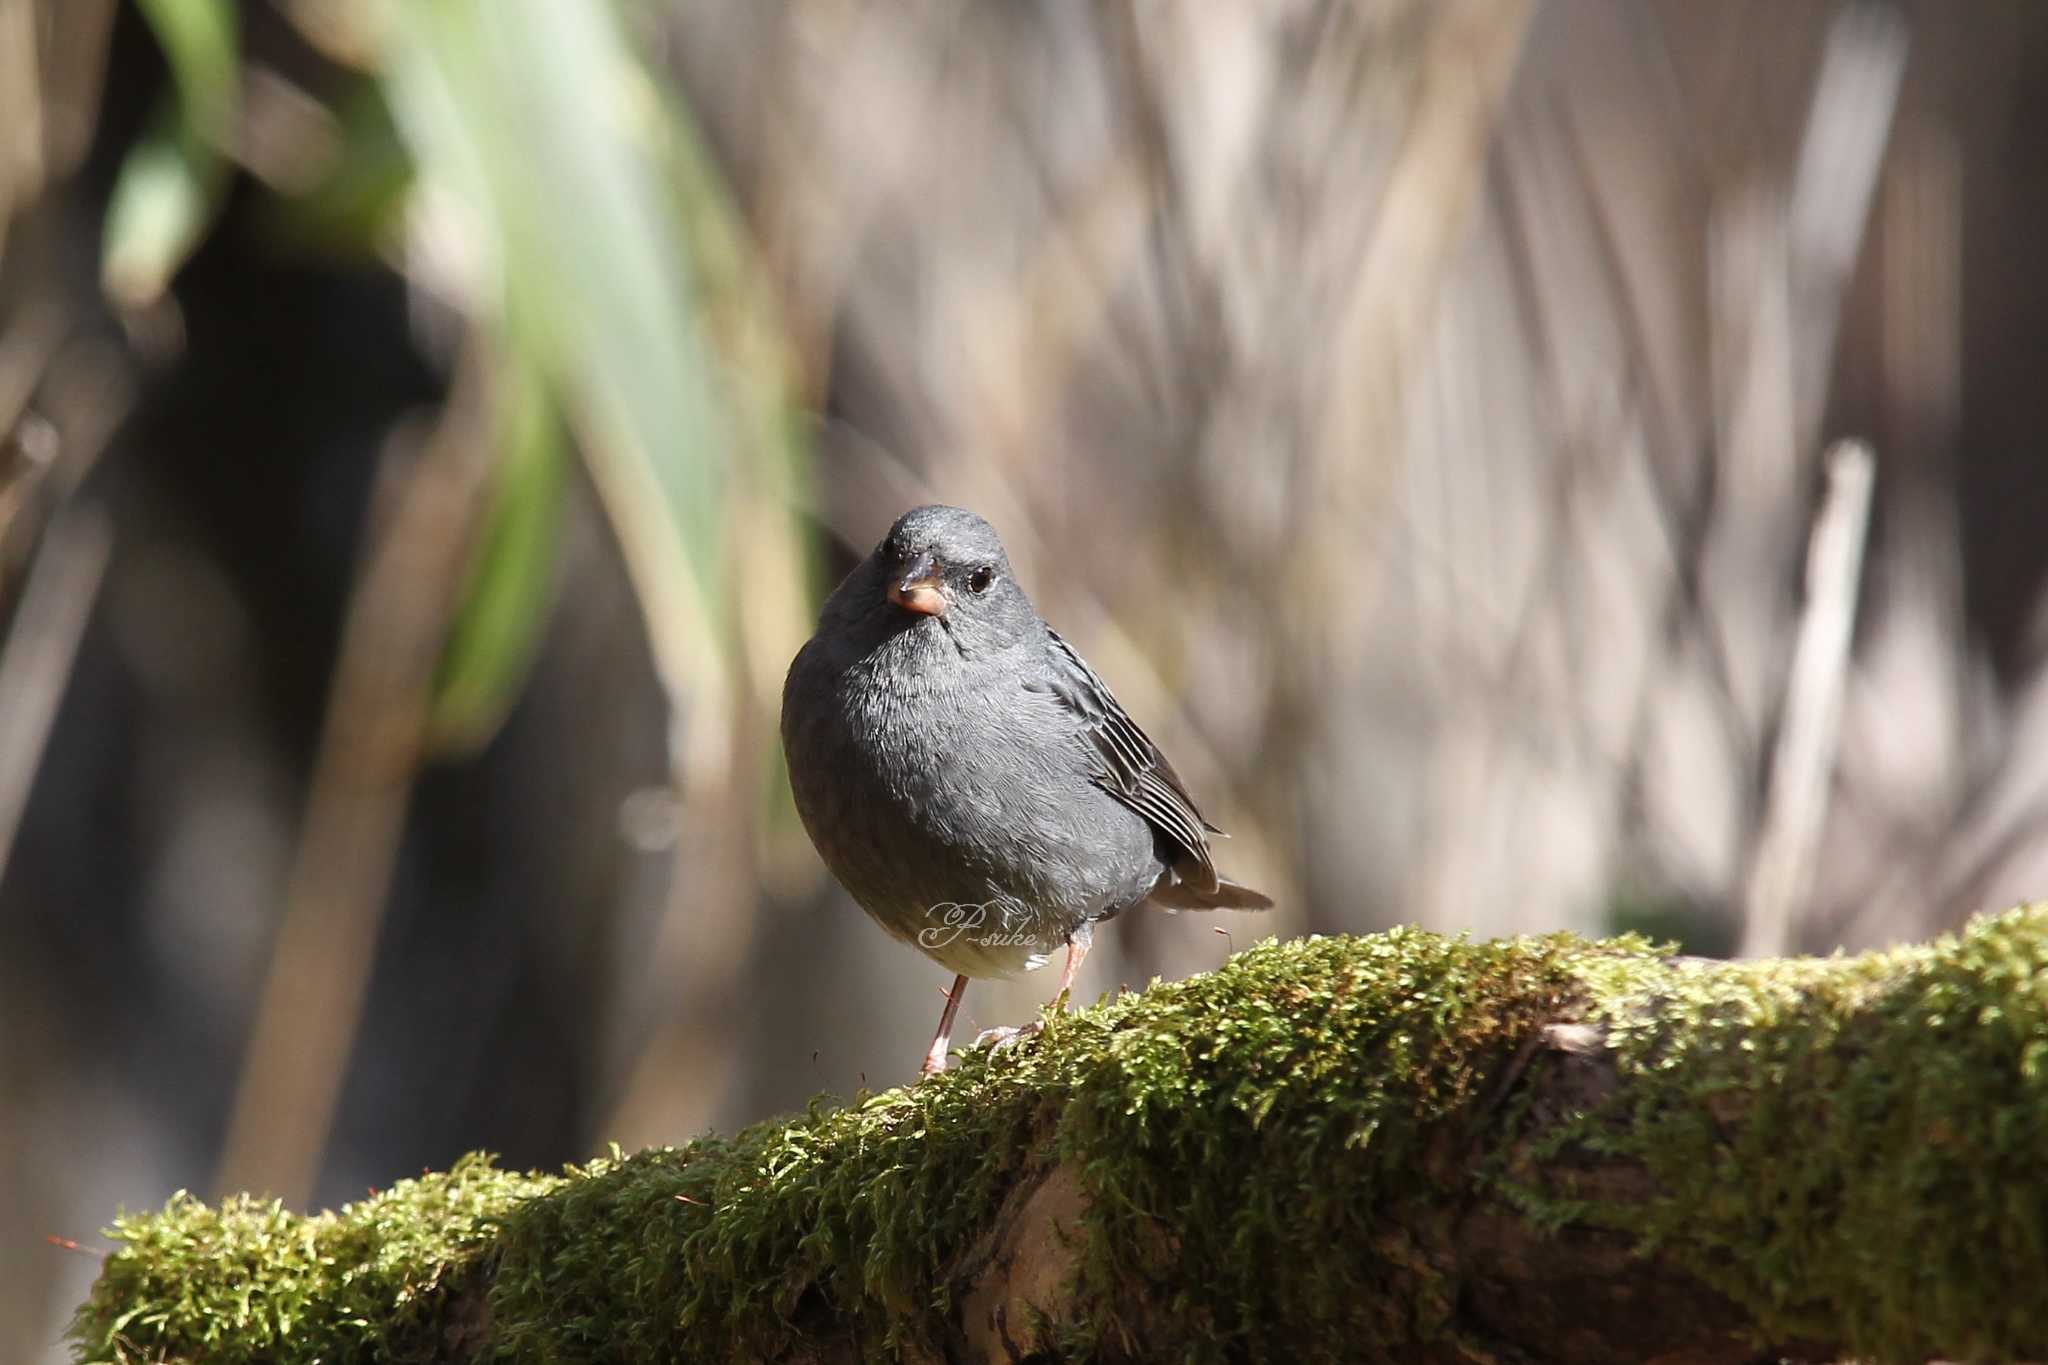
<box><xmin>781</xmin><ymin>504</ymin><xmax>1272</xmax><ymax>1076</ymax></box>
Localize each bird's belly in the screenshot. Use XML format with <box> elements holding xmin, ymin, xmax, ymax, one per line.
<box><xmin>788</xmin><ymin>686</ymin><xmax>1158</xmax><ymax>977</ymax></box>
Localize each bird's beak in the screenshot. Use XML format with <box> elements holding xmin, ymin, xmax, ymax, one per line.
<box><xmin>888</xmin><ymin>553</ymin><xmax>947</xmax><ymax>617</ymax></box>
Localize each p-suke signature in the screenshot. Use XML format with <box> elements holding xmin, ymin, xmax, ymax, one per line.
<box><xmin>918</xmin><ymin>901</ymin><xmax>1042</xmax><ymax>950</ymax></box>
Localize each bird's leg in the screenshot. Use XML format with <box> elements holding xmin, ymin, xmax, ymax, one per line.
<box><xmin>921</xmin><ymin>973</ymin><xmax>970</xmax><ymax>1078</ymax></box>
<box><xmin>1052</xmin><ymin>919</ymin><xmax>1093</xmax><ymax>1004</ymax></box>
<box><xmin>972</xmin><ymin>922</ymin><xmax>1094</xmax><ymax>1054</ymax></box>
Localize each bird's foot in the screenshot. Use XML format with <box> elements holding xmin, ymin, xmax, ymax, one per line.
<box><xmin>970</xmin><ymin>1019</ymin><xmax>1044</xmax><ymax>1055</ymax></box>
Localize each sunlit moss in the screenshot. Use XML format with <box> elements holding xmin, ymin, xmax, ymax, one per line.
<box><xmin>70</xmin><ymin>911</ymin><xmax>2048</xmax><ymax>1363</ymax></box>
<box><xmin>1549</xmin><ymin>903</ymin><xmax>2048</xmax><ymax>1361</ymax></box>
<box><xmin>474</xmin><ymin>928</ymin><xmax>1585</xmax><ymax>1363</ymax></box>
<box><xmin>70</xmin><ymin>1153</ymin><xmax>554</xmax><ymax>1365</ymax></box>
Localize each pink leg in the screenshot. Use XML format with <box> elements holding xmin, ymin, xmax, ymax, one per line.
<box><xmin>921</xmin><ymin>974</ymin><xmax>970</xmax><ymax>1077</ymax></box>
<box><xmin>969</xmin><ymin>923</ymin><xmax>1099</xmax><ymax>1058</ymax></box>
<box><xmin>1054</xmin><ymin>923</ymin><xmax>1093</xmax><ymax>1002</ymax></box>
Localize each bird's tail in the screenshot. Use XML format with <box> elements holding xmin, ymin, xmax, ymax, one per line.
<box><xmin>1149</xmin><ymin>874</ymin><xmax>1274</xmax><ymax>912</ymax></box>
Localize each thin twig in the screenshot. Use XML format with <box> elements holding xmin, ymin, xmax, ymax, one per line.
<box><xmin>0</xmin><ymin>498</ymin><xmax>112</xmax><ymax>889</ymax></box>
<box><xmin>1739</xmin><ymin>440</ymin><xmax>1875</xmax><ymax>958</ymax></box>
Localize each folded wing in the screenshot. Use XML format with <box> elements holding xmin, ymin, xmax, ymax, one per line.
<box><xmin>1039</xmin><ymin>626</ymin><xmax>1226</xmax><ymax>895</ymax></box>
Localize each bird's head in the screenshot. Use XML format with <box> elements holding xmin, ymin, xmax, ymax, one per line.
<box><xmin>863</xmin><ymin>504</ymin><xmax>1039</xmax><ymax>656</ymax></box>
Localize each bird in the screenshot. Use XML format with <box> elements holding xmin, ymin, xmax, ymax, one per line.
<box><xmin>781</xmin><ymin>503</ymin><xmax>1272</xmax><ymax>1077</ymax></box>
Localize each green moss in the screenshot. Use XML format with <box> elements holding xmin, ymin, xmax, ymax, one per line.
<box><xmin>482</xmin><ymin>1076</ymin><xmax>1051</xmax><ymax>1359</ymax></box>
<box><xmin>1045</xmin><ymin>928</ymin><xmax>1590</xmax><ymax>1360</ymax></box>
<box><xmin>475</xmin><ymin>927</ymin><xmax>1581</xmax><ymax>1362</ymax></box>
<box><xmin>1546</xmin><ymin>903</ymin><xmax>2048</xmax><ymax>1363</ymax></box>
<box><xmin>71</xmin><ymin>1153</ymin><xmax>556</xmax><ymax>1364</ymax></box>
<box><xmin>69</xmin><ymin>912</ymin><xmax>2048</xmax><ymax>1363</ymax></box>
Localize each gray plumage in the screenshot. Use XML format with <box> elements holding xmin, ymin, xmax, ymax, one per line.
<box><xmin>781</xmin><ymin>505</ymin><xmax>1272</xmax><ymax>987</ymax></box>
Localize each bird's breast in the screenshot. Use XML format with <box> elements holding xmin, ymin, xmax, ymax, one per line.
<box><xmin>782</xmin><ymin>642</ymin><xmax>1159</xmax><ymax>958</ymax></box>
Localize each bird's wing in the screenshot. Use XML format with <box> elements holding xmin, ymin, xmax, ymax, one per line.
<box><xmin>1039</xmin><ymin>626</ymin><xmax>1221</xmax><ymax>893</ymax></box>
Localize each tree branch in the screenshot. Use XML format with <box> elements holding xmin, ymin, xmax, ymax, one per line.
<box><xmin>73</xmin><ymin>908</ymin><xmax>2048</xmax><ymax>1363</ymax></box>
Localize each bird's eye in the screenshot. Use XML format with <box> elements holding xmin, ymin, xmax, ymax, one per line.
<box><xmin>882</xmin><ymin>534</ymin><xmax>903</xmax><ymax>560</ymax></box>
<box><xmin>968</xmin><ymin>565</ymin><xmax>995</xmax><ymax>594</ymax></box>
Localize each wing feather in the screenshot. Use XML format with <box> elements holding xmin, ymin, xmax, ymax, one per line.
<box><xmin>1041</xmin><ymin>627</ymin><xmax>1221</xmax><ymax>892</ymax></box>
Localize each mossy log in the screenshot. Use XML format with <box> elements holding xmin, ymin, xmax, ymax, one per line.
<box><xmin>71</xmin><ymin>908</ymin><xmax>2048</xmax><ymax>1364</ymax></box>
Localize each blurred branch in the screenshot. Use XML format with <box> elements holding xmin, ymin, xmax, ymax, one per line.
<box><xmin>1310</xmin><ymin>0</ymin><xmax>1532</xmax><ymax>612</ymax></box>
<box><xmin>1739</xmin><ymin>440</ymin><xmax>1875</xmax><ymax>959</ymax></box>
<box><xmin>1786</xmin><ymin>2</ymin><xmax>1909</xmax><ymax>433</ymax></box>
<box><xmin>0</xmin><ymin>0</ymin><xmax>45</xmax><ymax>239</ymax></box>
<box><xmin>0</xmin><ymin>304</ymin><xmax>66</xmax><ymax>462</ymax></box>
<box><xmin>0</xmin><ymin>430</ymin><xmax>51</xmax><ymax>588</ymax></box>
<box><xmin>214</xmin><ymin>346</ymin><xmax>497</xmax><ymax>1206</ymax></box>
<box><xmin>1715</xmin><ymin>2</ymin><xmax>1905</xmax><ymax>509</ymax></box>
<box><xmin>0</xmin><ymin>496</ymin><xmax>111</xmax><ymax>891</ymax></box>
<box><xmin>38</xmin><ymin>0</ymin><xmax>118</xmax><ymax>176</ymax></box>
<box><xmin>0</xmin><ymin>322</ymin><xmax>63</xmax><ymax>571</ymax></box>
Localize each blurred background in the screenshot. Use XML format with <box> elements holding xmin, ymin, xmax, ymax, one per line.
<box><xmin>5</xmin><ymin>0</ymin><xmax>2048</xmax><ymax>1356</ymax></box>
